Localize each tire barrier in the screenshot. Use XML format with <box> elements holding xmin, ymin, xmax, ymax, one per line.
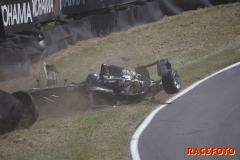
<box><xmin>0</xmin><ymin>0</ymin><xmax>238</xmax><ymax>81</ymax></box>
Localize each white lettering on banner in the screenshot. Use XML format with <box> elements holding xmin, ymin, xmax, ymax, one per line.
<box><xmin>1</xmin><ymin>3</ymin><xmax>33</xmax><ymax>26</ymax></box>
<box><xmin>32</xmin><ymin>0</ymin><xmax>53</xmax><ymax>17</ymax></box>
<box><xmin>1</xmin><ymin>0</ymin><xmax>54</xmax><ymax>27</ymax></box>
<box><xmin>61</xmin><ymin>0</ymin><xmax>85</xmax><ymax>8</ymax></box>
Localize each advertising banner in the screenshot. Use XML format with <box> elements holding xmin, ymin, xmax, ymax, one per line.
<box><xmin>0</xmin><ymin>0</ymin><xmax>136</xmax><ymax>34</ymax></box>
<box><xmin>60</xmin><ymin>0</ymin><xmax>134</xmax><ymax>15</ymax></box>
<box><xmin>0</xmin><ymin>0</ymin><xmax>60</xmax><ymax>34</ymax></box>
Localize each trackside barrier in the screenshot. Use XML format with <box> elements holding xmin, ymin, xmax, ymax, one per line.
<box><xmin>0</xmin><ymin>0</ymin><xmax>238</xmax><ymax>81</ymax></box>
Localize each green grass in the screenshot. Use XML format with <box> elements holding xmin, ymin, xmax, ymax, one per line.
<box><xmin>0</xmin><ymin>2</ymin><xmax>240</xmax><ymax>160</ymax></box>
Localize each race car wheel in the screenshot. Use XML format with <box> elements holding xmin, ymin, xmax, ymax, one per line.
<box><xmin>162</xmin><ymin>69</ymin><xmax>181</xmax><ymax>94</ymax></box>
<box><xmin>0</xmin><ymin>90</ymin><xmax>25</xmax><ymax>135</ymax></box>
<box><xmin>12</xmin><ymin>91</ymin><xmax>39</xmax><ymax>128</ymax></box>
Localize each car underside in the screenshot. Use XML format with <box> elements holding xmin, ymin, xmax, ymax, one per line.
<box><xmin>0</xmin><ymin>58</ymin><xmax>181</xmax><ymax>134</ymax></box>
<box><xmin>28</xmin><ymin>58</ymin><xmax>181</xmax><ymax>107</ymax></box>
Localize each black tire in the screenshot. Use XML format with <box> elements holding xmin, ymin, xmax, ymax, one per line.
<box><xmin>0</xmin><ymin>90</ymin><xmax>25</xmax><ymax>135</ymax></box>
<box><xmin>162</xmin><ymin>69</ymin><xmax>181</xmax><ymax>94</ymax></box>
<box><xmin>12</xmin><ymin>91</ymin><xmax>39</xmax><ymax>128</ymax></box>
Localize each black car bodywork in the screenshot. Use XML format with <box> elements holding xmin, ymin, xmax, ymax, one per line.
<box><xmin>28</xmin><ymin>58</ymin><xmax>181</xmax><ymax>107</ymax></box>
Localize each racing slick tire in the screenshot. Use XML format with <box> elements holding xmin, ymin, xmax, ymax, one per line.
<box><xmin>162</xmin><ymin>69</ymin><xmax>181</xmax><ymax>94</ymax></box>
<box><xmin>12</xmin><ymin>91</ymin><xmax>39</xmax><ymax>128</ymax></box>
<box><xmin>0</xmin><ymin>90</ymin><xmax>25</xmax><ymax>135</ymax></box>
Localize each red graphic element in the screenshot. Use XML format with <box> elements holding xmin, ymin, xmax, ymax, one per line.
<box><xmin>54</xmin><ymin>0</ymin><xmax>59</xmax><ymax>14</ymax></box>
<box><xmin>187</xmin><ymin>148</ymin><xmax>236</xmax><ymax>156</ymax></box>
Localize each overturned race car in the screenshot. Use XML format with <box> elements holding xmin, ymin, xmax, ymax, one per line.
<box><xmin>28</xmin><ymin>58</ymin><xmax>181</xmax><ymax>108</ymax></box>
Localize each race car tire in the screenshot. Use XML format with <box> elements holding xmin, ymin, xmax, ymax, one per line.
<box><xmin>12</xmin><ymin>91</ymin><xmax>39</xmax><ymax>128</ymax></box>
<box><xmin>162</xmin><ymin>69</ymin><xmax>181</xmax><ymax>94</ymax></box>
<box><xmin>0</xmin><ymin>90</ymin><xmax>25</xmax><ymax>135</ymax></box>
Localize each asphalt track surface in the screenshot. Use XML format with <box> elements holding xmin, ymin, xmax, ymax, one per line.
<box><xmin>131</xmin><ymin>62</ymin><xmax>240</xmax><ymax>160</ymax></box>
